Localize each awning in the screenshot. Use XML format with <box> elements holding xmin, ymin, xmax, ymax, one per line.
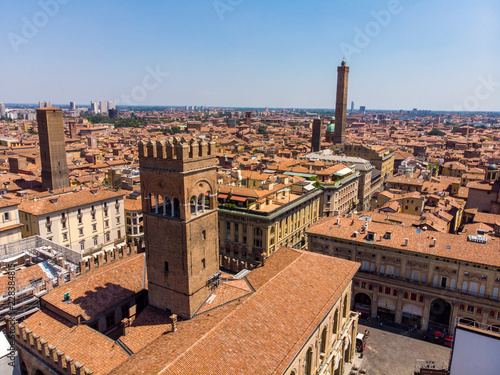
<box><xmin>230</xmin><ymin>196</ymin><xmax>247</xmax><ymax>202</ymax></box>
<box><xmin>334</xmin><ymin>167</ymin><xmax>353</xmax><ymax>177</ymax></box>
<box><xmin>218</xmin><ymin>193</ymin><xmax>228</xmax><ymax>199</ymax></box>
<box><xmin>334</xmin><ymin>352</ymin><xmax>341</xmax><ymax>370</ymax></box>
<box><xmin>377</xmin><ymin>297</ymin><xmax>396</xmax><ymax>310</ymax></box>
<box><xmin>354</xmin><ymin>306</ymin><xmax>371</xmax><ymax>315</ymax></box>
<box><xmin>402</xmin><ymin>304</ymin><xmax>423</xmax><ymax>316</ymax></box>
<box><xmin>0</xmin><ymin>252</ymin><xmax>27</xmax><ymax>263</ymax></box>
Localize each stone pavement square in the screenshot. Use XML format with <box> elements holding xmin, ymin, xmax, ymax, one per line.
<box><xmin>349</xmin><ymin>321</ymin><xmax>451</xmax><ymax>375</ymax></box>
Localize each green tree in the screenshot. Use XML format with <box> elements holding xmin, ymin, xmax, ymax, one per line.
<box><xmin>427</xmin><ymin>128</ymin><xmax>446</xmax><ymax>136</ymax></box>
<box><xmin>257</xmin><ymin>125</ymin><xmax>267</xmax><ymax>134</ymax></box>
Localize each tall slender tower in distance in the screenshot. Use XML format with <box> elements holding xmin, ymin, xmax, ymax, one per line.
<box><xmin>37</xmin><ymin>107</ymin><xmax>70</xmax><ymax>191</ymax></box>
<box><xmin>311</xmin><ymin>118</ymin><xmax>322</xmax><ymax>152</ymax></box>
<box><xmin>333</xmin><ymin>59</ymin><xmax>349</xmax><ymax>144</ymax></box>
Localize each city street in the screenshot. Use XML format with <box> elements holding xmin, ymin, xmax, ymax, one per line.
<box><xmin>348</xmin><ymin>319</ymin><xmax>451</xmax><ymax>375</ymax></box>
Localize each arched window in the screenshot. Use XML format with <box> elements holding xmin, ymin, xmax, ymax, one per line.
<box><xmin>343</xmin><ymin>294</ymin><xmax>348</xmax><ymax>318</ymax></box>
<box><xmin>149</xmin><ymin>194</ymin><xmax>156</xmax><ymax>213</ymax></box>
<box><xmin>198</xmin><ymin>194</ymin><xmax>206</xmax><ymax>213</ymax></box>
<box><xmin>173</xmin><ymin>198</ymin><xmax>180</xmax><ymax>218</ymax></box>
<box><xmin>320</xmin><ymin>326</ymin><xmax>328</xmax><ymax>353</ymax></box>
<box><xmin>157</xmin><ymin>195</ymin><xmax>164</xmax><ymax>214</ymax></box>
<box><xmin>204</xmin><ymin>192</ymin><xmax>211</xmax><ymax>210</ymax></box>
<box><xmin>164</xmin><ymin>196</ymin><xmax>172</xmax><ymax>217</ymax></box>
<box><xmin>333</xmin><ymin>309</ymin><xmax>339</xmax><ymax>334</ymax></box>
<box><xmin>305</xmin><ymin>347</ymin><xmax>313</xmax><ymax>375</ymax></box>
<box><xmin>190</xmin><ymin>196</ymin><xmax>198</xmax><ymax>215</ymax></box>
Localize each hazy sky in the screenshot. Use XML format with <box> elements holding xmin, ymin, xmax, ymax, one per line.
<box><xmin>1</xmin><ymin>0</ymin><xmax>499</xmax><ymax>111</ymax></box>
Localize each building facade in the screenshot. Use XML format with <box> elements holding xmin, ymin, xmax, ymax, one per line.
<box><xmin>307</xmin><ymin>215</ymin><xmax>500</xmax><ymax>334</ymax></box>
<box><xmin>124</xmin><ymin>192</ymin><xmax>144</xmax><ymax>246</ymax></box>
<box><xmin>343</xmin><ymin>144</ymin><xmax>395</xmax><ymax>182</ymax></box>
<box><xmin>18</xmin><ymin>189</ymin><xmax>126</xmax><ymax>255</ymax></box>
<box><xmin>0</xmin><ymin>200</ymin><xmax>23</xmax><ymax>245</ymax></box>
<box><xmin>218</xmin><ymin>182</ymin><xmax>322</xmax><ymax>271</ymax></box>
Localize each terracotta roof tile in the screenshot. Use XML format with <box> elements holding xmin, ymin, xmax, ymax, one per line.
<box><xmin>42</xmin><ymin>254</ymin><xmax>146</xmax><ymax>321</ymax></box>
<box><xmin>111</xmin><ymin>248</ymin><xmax>358</xmax><ymax>375</ymax></box>
<box><xmin>23</xmin><ymin>310</ymin><xmax>129</xmax><ymax>374</ymax></box>
<box><xmin>18</xmin><ymin>189</ymin><xmax>126</xmax><ymax>216</ymax></box>
<box><xmin>307</xmin><ymin>215</ymin><xmax>500</xmax><ymax>267</ymax></box>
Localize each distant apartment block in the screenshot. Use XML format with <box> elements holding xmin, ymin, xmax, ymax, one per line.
<box><xmin>18</xmin><ymin>189</ymin><xmax>126</xmax><ymax>255</ymax></box>
<box><xmin>0</xmin><ymin>199</ymin><xmax>23</xmax><ymax>245</ymax></box>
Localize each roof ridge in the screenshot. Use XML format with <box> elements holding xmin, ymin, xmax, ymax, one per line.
<box><xmin>271</xmin><ymin>260</ymin><xmax>359</xmax><ymax>374</ymax></box>
<box><xmin>159</xmin><ymin>250</ymin><xmax>306</xmax><ymax>374</ymax></box>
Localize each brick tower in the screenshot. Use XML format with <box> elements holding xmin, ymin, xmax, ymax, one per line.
<box><xmin>311</xmin><ymin>118</ymin><xmax>322</xmax><ymax>152</ymax></box>
<box><xmin>245</xmin><ymin>111</ymin><xmax>252</xmax><ymax>125</ymax></box>
<box><xmin>333</xmin><ymin>59</ymin><xmax>350</xmax><ymax>145</ymax></box>
<box><xmin>139</xmin><ymin>137</ymin><xmax>220</xmax><ymax>319</ymax></box>
<box><xmin>37</xmin><ymin>107</ymin><xmax>70</xmax><ymax>191</ymax></box>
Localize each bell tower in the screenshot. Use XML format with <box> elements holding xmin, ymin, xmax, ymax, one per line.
<box><xmin>139</xmin><ymin>137</ymin><xmax>220</xmax><ymax>319</ymax></box>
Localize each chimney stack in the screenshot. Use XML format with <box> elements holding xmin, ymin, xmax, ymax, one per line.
<box><xmin>404</xmin><ymin>238</ymin><xmax>409</xmax><ymax>246</ymax></box>
<box><xmin>170</xmin><ymin>314</ymin><xmax>178</xmax><ymax>332</ymax></box>
<box><xmin>121</xmin><ymin>318</ymin><xmax>131</xmax><ymax>336</ymax></box>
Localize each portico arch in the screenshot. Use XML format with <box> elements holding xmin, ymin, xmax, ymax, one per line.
<box><xmin>354</xmin><ymin>293</ymin><xmax>371</xmax><ymax>316</ymax></box>
<box><xmin>429</xmin><ymin>298</ymin><xmax>452</xmax><ymax>330</ymax></box>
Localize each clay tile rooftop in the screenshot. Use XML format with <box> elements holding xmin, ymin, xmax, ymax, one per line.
<box><xmin>109</xmin><ymin>248</ymin><xmax>359</xmax><ymax>375</ymax></box>
<box><xmin>41</xmin><ymin>253</ymin><xmax>146</xmax><ymax>321</ymax></box>
<box><xmin>307</xmin><ymin>215</ymin><xmax>500</xmax><ymax>267</ymax></box>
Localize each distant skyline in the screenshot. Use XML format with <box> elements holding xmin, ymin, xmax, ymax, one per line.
<box><xmin>1</xmin><ymin>0</ymin><xmax>499</xmax><ymax>111</ymax></box>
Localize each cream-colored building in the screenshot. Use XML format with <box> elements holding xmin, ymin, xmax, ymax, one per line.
<box><xmin>19</xmin><ymin>189</ymin><xmax>126</xmax><ymax>255</ymax></box>
<box><xmin>344</xmin><ymin>144</ymin><xmax>395</xmax><ymax>182</ymax></box>
<box><xmin>124</xmin><ymin>191</ymin><xmax>144</xmax><ymax>246</ymax></box>
<box><xmin>319</xmin><ymin>167</ymin><xmax>360</xmax><ymax>217</ymax></box>
<box><xmin>218</xmin><ymin>181</ymin><xmax>322</xmax><ymax>271</ymax></box>
<box><xmin>308</xmin><ymin>215</ymin><xmax>500</xmax><ymax>333</ymax></box>
<box><xmin>0</xmin><ymin>199</ymin><xmax>23</xmax><ymax>245</ymax></box>
<box><xmin>285</xmin><ymin>278</ymin><xmax>359</xmax><ymax>375</ymax></box>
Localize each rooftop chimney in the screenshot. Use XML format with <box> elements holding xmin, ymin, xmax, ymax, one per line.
<box><xmin>433</xmin><ymin>238</ymin><xmax>437</xmax><ymax>247</ymax></box>
<box><xmin>170</xmin><ymin>314</ymin><xmax>178</xmax><ymax>332</ymax></box>
<box><xmin>404</xmin><ymin>238</ymin><xmax>409</xmax><ymax>246</ymax></box>
<box><xmin>337</xmin><ymin>217</ymin><xmax>340</xmax><ymax>225</ymax></box>
<box><xmin>121</xmin><ymin>318</ymin><xmax>131</xmax><ymax>336</ymax></box>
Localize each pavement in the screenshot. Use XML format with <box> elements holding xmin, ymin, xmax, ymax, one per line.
<box><xmin>346</xmin><ymin>317</ymin><xmax>451</xmax><ymax>375</ymax></box>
